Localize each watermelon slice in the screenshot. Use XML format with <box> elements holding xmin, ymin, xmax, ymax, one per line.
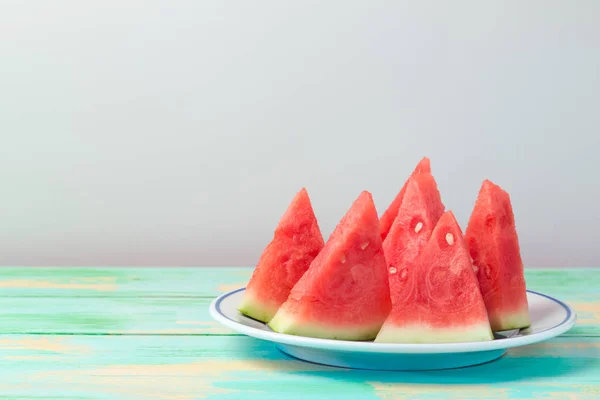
<box><xmin>238</xmin><ymin>188</ymin><xmax>325</xmax><ymax>323</ymax></box>
<box><xmin>268</xmin><ymin>191</ymin><xmax>391</xmax><ymax>340</ymax></box>
<box><xmin>375</xmin><ymin>211</ymin><xmax>493</xmax><ymax>343</ymax></box>
<box><xmin>465</xmin><ymin>180</ymin><xmax>531</xmax><ymax>331</ymax></box>
<box><xmin>383</xmin><ymin>171</ymin><xmax>445</xmax><ymax>309</ymax></box>
<box><xmin>379</xmin><ymin>157</ymin><xmax>431</xmax><ymax>241</ymax></box>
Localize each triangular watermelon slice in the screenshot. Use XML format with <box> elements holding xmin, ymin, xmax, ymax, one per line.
<box><xmin>379</xmin><ymin>157</ymin><xmax>431</xmax><ymax>241</ymax></box>
<box><xmin>238</xmin><ymin>188</ymin><xmax>325</xmax><ymax>323</ymax></box>
<box><xmin>383</xmin><ymin>171</ymin><xmax>445</xmax><ymax>309</ymax></box>
<box><xmin>376</xmin><ymin>211</ymin><xmax>493</xmax><ymax>343</ymax></box>
<box><xmin>268</xmin><ymin>191</ymin><xmax>391</xmax><ymax>340</ymax></box>
<box><xmin>465</xmin><ymin>180</ymin><xmax>531</xmax><ymax>331</ymax></box>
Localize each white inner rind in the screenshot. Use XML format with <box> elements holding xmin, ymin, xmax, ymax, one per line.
<box><xmin>269</xmin><ymin>309</ymin><xmax>383</xmax><ymax>341</ymax></box>
<box><xmin>375</xmin><ymin>322</ymin><xmax>494</xmax><ymax>344</ymax></box>
<box><xmin>237</xmin><ymin>291</ymin><xmax>279</xmax><ymax>323</ymax></box>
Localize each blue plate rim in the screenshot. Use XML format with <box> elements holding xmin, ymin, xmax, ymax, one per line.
<box><xmin>209</xmin><ymin>288</ymin><xmax>577</xmax><ymax>354</ymax></box>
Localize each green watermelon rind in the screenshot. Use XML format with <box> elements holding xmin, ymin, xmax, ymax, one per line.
<box><xmin>268</xmin><ymin>309</ymin><xmax>382</xmax><ymax>341</ymax></box>
<box><xmin>374</xmin><ymin>322</ymin><xmax>494</xmax><ymax>344</ymax></box>
<box><xmin>237</xmin><ymin>291</ymin><xmax>280</xmax><ymax>324</ymax></box>
<box><xmin>489</xmin><ymin>306</ymin><xmax>531</xmax><ymax>332</ymax></box>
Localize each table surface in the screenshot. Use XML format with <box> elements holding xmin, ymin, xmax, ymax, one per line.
<box><xmin>0</xmin><ymin>267</ymin><xmax>598</xmax><ymax>399</ymax></box>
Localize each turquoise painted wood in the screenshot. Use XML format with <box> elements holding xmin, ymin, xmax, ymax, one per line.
<box><xmin>0</xmin><ymin>267</ymin><xmax>598</xmax><ymax>399</ymax></box>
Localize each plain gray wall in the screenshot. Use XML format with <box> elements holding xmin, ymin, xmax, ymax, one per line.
<box><xmin>1</xmin><ymin>1</ymin><xmax>598</xmax><ymax>267</ymax></box>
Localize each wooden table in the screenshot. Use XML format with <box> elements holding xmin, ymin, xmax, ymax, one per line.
<box><xmin>0</xmin><ymin>267</ymin><xmax>598</xmax><ymax>399</ymax></box>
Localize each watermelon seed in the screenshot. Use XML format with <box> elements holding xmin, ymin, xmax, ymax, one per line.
<box><xmin>400</xmin><ymin>269</ymin><xmax>408</xmax><ymax>279</ymax></box>
<box><xmin>340</xmin><ymin>255</ymin><xmax>346</xmax><ymax>264</ymax></box>
<box><xmin>388</xmin><ymin>266</ymin><xmax>397</xmax><ymax>274</ymax></box>
<box><xmin>414</xmin><ymin>222</ymin><xmax>423</xmax><ymax>233</ymax></box>
<box><xmin>360</xmin><ymin>242</ymin><xmax>370</xmax><ymax>250</ymax></box>
<box><xmin>473</xmin><ymin>264</ymin><xmax>478</xmax><ymax>273</ymax></box>
<box><xmin>445</xmin><ymin>233</ymin><xmax>454</xmax><ymax>245</ymax></box>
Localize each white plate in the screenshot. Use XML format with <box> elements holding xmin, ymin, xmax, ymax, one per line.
<box><xmin>210</xmin><ymin>288</ymin><xmax>576</xmax><ymax>370</ymax></box>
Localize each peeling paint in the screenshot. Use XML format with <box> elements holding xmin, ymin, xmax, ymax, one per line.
<box><xmin>218</xmin><ymin>283</ymin><xmax>245</xmax><ymax>293</ymax></box>
<box><xmin>0</xmin><ymin>279</ymin><xmax>117</xmax><ymax>292</ymax></box>
<box><xmin>0</xmin><ymin>337</ymin><xmax>91</xmax><ymax>355</ymax></box>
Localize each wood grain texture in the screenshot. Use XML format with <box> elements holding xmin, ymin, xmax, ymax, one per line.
<box><xmin>0</xmin><ymin>267</ymin><xmax>250</xmax><ymax>297</ymax></box>
<box><xmin>0</xmin><ymin>335</ymin><xmax>598</xmax><ymax>399</ymax></box>
<box><xmin>0</xmin><ymin>267</ymin><xmax>598</xmax><ymax>399</ymax></box>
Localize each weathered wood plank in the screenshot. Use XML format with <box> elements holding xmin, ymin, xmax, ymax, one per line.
<box><xmin>0</xmin><ymin>335</ymin><xmax>597</xmax><ymax>399</ymax></box>
<box><xmin>0</xmin><ymin>296</ymin><xmax>596</xmax><ymax>336</ymax></box>
<box><xmin>0</xmin><ymin>267</ymin><xmax>597</xmax><ymax>398</ymax></box>
<box><xmin>0</xmin><ymin>267</ymin><xmax>249</xmax><ymax>298</ymax></box>
<box><xmin>0</xmin><ymin>296</ymin><xmax>231</xmax><ymax>335</ymax></box>
<box><xmin>0</xmin><ymin>267</ymin><xmax>597</xmax><ymax>301</ymax></box>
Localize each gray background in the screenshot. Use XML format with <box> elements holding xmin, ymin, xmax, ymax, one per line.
<box><xmin>1</xmin><ymin>1</ymin><xmax>598</xmax><ymax>267</ymax></box>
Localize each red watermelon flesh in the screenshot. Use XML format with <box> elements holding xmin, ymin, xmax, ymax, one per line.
<box><xmin>380</xmin><ymin>157</ymin><xmax>431</xmax><ymax>241</ymax></box>
<box><xmin>268</xmin><ymin>191</ymin><xmax>391</xmax><ymax>340</ymax></box>
<box><xmin>383</xmin><ymin>172</ymin><xmax>445</xmax><ymax>309</ymax></box>
<box><xmin>376</xmin><ymin>211</ymin><xmax>493</xmax><ymax>343</ymax></box>
<box><xmin>465</xmin><ymin>180</ymin><xmax>531</xmax><ymax>331</ymax></box>
<box><xmin>238</xmin><ymin>188</ymin><xmax>325</xmax><ymax>323</ymax></box>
